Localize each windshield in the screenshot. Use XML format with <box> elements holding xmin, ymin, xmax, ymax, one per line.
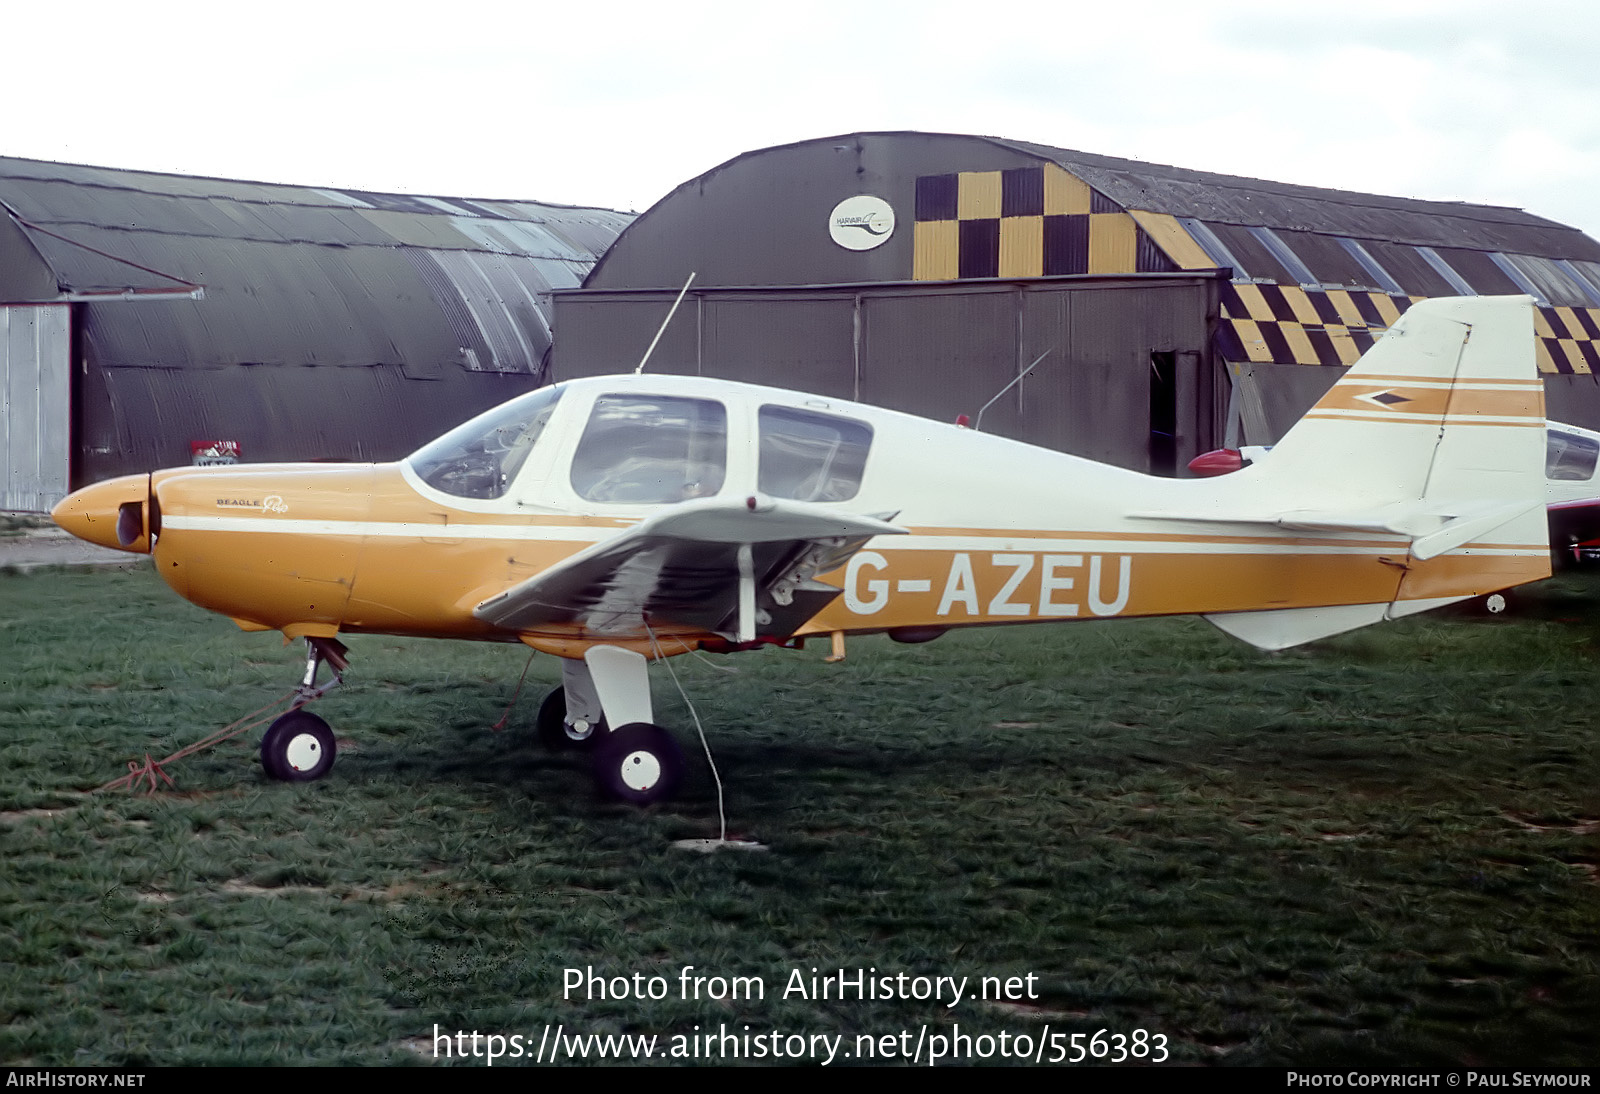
<box><xmin>408</xmin><ymin>386</ymin><xmax>564</xmax><ymax>499</ymax></box>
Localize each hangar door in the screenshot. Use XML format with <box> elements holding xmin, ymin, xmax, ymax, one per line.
<box><xmin>552</xmin><ymin>275</ymin><xmax>1218</xmax><ymax>473</ymax></box>
<box><xmin>855</xmin><ymin>281</ymin><xmax>1214</xmax><ymax>471</ymax></box>
<box><xmin>1</xmin><ymin>305</ymin><xmax>70</xmax><ymax>512</ymax></box>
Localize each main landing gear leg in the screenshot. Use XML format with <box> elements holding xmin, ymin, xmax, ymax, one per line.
<box><xmin>536</xmin><ymin>659</ymin><xmax>609</xmax><ymax>751</ymax></box>
<box><xmin>261</xmin><ymin>637</ymin><xmax>348</xmax><ymax>783</ymax></box>
<box><xmin>575</xmin><ymin>644</ymin><xmax>685</xmax><ymax>806</ymax></box>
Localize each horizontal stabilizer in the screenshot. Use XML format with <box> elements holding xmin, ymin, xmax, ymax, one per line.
<box><xmin>1408</xmin><ymin>500</ymin><xmax>1542</xmax><ymax>561</ymax></box>
<box><xmin>1206</xmin><ymin>595</ymin><xmax>1473</xmax><ymax>650</ymax></box>
<box><xmin>1132</xmin><ymin>503</ymin><xmax>1435</xmax><ymax>538</ymax></box>
<box><xmin>1203</xmin><ymin>603</ymin><xmax>1391</xmax><ymax>651</ymax></box>
<box><xmin>1134</xmin><ymin>498</ymin><xmax>1541</xmax><ymax>561</ymax></box>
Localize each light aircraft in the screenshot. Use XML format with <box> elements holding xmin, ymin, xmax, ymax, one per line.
<box><xmin>52</xmin><ymin>295</ymin><xmax>1552</xmax><ymax>805</ymax></box>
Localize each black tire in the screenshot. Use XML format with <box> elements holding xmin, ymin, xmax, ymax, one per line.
<box><xmin>260</xmin><ymin>710</ymin><xmax>336</xmax><ymax>782</ymax></box>
<box><xmin>592</xmin><ymin>722</ymin><xmax>684</xmax><ymax>805</ymax></box>
<box><xmin>536</xmin><ymin>687</ymin><xmax>603</xmax><ymax>751</ymax></box>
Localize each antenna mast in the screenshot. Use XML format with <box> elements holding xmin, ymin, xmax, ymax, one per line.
<box><xmin>974</xmin><ymin>350</ymin><xmax>1050</xmax><ymax>432</ymax></box>
<box><xmin>634</xmin><ymin>272</ymin><xmax>697</xmax><ymax>374</ymax></box>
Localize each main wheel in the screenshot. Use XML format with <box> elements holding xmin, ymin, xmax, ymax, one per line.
<box><xmin>260</xmin><ymin>710</ymin><xmax>336</xmax><ymax>782</ymax></box>
<box><xmin>592</xmin><ymin>722</ymin><xmax>684</xmax><ymax>805</ymax></box>
<box><xmin>536</xmin><ymin>687</ymin><xmax>603</xmax><ymax>751</ymax></box>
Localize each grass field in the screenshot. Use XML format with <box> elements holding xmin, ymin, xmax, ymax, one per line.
<box><xmin>2</xmin><ymin>563</ymin><xmax>1597</xmax><ymax>1066</ymax></box>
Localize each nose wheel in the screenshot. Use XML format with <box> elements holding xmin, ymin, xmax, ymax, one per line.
<box><xmin>260</xmin><ymin>710</ymin><xmax>337</xmax><ymax>781</ymax></box>
<box><xmin>261</xmin><ymin>638</ymin><xmax>345</xmax><ymax>782</ymax></box>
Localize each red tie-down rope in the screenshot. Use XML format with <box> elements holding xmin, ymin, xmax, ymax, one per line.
<box><xmin>491</xmin><ymin>649</ymin><xmax>539</xmax><ymax>732</ymax></box>
<box><xmin>97</xmin><ymin>689</ymin><xmax>304</xmax><ymax>794</ymax></box>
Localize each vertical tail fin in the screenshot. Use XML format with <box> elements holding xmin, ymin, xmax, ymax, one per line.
<box><xmin>1260</xmin><ymin>294</ymin><xmax>1546</xmax><ymax>509</ymax></box>
<box><xmin>1204</xmin><ymin>294</ymin><xmax>1550</xmax><ymax>648</ymax></box>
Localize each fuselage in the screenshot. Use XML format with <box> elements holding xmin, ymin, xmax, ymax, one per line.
<box><xmin>51</xmin><ymin>372</ymin><xmax>1548</xmax><ymax>656</ymax></box>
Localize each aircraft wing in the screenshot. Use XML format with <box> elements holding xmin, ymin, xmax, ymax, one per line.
<box><xmin>473</xmin><ymin>496</ymin><xmax>904</xmax><ymax>641</ymax></box>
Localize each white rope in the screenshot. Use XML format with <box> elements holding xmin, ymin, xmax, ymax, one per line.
<box><xmin>648</xmin><ymin>626</ymin><xmax>727</xmax><ymax>843</ymax></box>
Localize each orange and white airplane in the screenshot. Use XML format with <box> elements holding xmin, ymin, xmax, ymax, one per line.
<box><xmin>52</xmin><ymin>294</ymin><xmax>1551</xmax><ymax>804</ymax></box>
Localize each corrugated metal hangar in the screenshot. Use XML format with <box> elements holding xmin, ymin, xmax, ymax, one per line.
<box><xmin>0</xmin><ymin>157</ymin><xmax>632</xmax><ymax>511</ymax></box>
<box><xmin>552</xmin><ymin>131</ymin><xmax>1600</xmax><ymax>476</ymax></box>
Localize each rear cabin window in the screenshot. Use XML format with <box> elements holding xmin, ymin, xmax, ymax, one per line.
<box><xmin>758</xmin><ymin>406</ymin><xmax>872</xmax><ymax>502</ymax></box>
<box><xmin>1547</xmin><ymin>430</ymin><xmax>1600</xmax><ymax>481</ymax></box>
<box><xmin>571</xmin><ymin>394</ymin><xmax>728</xmax><ymax>503</ymax></box>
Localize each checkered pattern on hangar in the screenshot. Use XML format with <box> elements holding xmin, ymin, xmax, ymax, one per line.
<box><xmin>911</xmin><ymin>164</ymin><xmax>1600</xmax><ymax>375</ymax></box>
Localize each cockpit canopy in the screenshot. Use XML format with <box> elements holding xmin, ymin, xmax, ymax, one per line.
<box><xmin>408</xmin><ymin>381</ymin><xmax>874</xmax><ymax>506</ymax></box>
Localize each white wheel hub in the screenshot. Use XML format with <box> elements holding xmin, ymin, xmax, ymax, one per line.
<box><xmin>284</xmin><ymin>733</ymin><xmax>323</xmax><ymax>772</ymax></box>
<box><xmin>1485</xmin><ymin>593</ymin><xmax>1507</xmax><ymax>614</ymax></box>
<box><xmin>618</xmin><ymin>750</ymin><xmax>662</xmax><ymax>792</ymax></box>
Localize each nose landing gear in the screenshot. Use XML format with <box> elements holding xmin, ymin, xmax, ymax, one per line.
<box><xmin>259</xmin><ymin>637</ymin><xmax>347</xmax><ymax>783</ymax></box>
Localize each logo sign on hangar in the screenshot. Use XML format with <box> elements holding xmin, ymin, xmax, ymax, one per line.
<box><xmin>828</xmin><ymin>195</ymin><xmax>895</xmax><ymax>250</ymax></box>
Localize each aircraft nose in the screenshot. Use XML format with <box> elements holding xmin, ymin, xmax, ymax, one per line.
<box><xmin>50</xmin><ymin>474</ymin><xmax>154</xmax><ymax>554</ymax></box>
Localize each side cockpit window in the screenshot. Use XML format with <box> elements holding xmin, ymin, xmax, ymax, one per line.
<box><xmin>1547</xmin><ymin>429</ymin><xmax>1600</xmax><ymax>481</ymax></box>
<box><xmin>759</xmin><ymin>405</ymin><xmax>872</xmax><ymax>502</ymax></box>
<box><xmin>409</xmin><ymin>387</ymin><xmax>564</xmax><ymax>499</ymax></box>
<box><xmin>572</xmin><ymin>395</ymin><xmax>728</xmax><ymax>503</ymax></box>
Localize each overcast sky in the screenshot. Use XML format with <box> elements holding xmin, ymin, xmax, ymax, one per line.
<box><xmin>7</xmin><ymin>0</ymin><xmax>1597</xmax><ymax>237</ymax></box>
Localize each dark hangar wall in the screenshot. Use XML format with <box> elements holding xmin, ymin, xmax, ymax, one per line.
<box><xmin>559</xmin><ymin>133</ymin><xmax>1223</xmax><ymax>474</ymax></box>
